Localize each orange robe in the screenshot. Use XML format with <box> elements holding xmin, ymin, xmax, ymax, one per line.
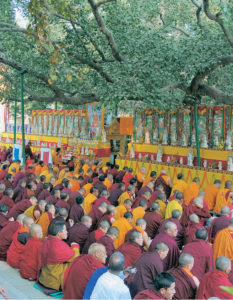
<box><xmin>35</xmin><ymin>165</ymin><xmax>42</xmax><ymax>176</ymax></box>
<box><xmin>183</xmin><ymin>182</ymin><xmax>199</xmax><ymax>206</ymax></box>
<box><xmin>204</xmin><ymin>184</ymin><xmax>219</xmax><ymax>211</ymax></box>
<box><xmin>24</xmin><ymin>204</ymin><xmax>40</xmax><ymax>221</ymax></box>
<box><xmin>142</xmin><ymin>177</ymin><xmax>154</xmax><ymax>187</ymax></box>
<box><xmin>213</xmin><ymin>227</ymin><xmax>233</xmax><ymax>262</ymax></box>
<box><xmin>118</xmin><ymin>191</ymin><xmax>132</xmax><ymax>206</ymax></box>
<box><xmin>214</xmin><ymin>188</ymin><xmax>231</xmax><ymax>213</ymax></box>
<box><xmin>69</xmin><ymin>179</ymin><xmax>80</xmax><ymax>192</ymax></box>
<box><xmin>36</xmin><ymin>212</ymin><xmax>53</xmax><ymax>239</ymax></box>
<box><xmin>83</xmin><ymin>193</ymin><xmax>97</xmax><ymax>214</ymax></box>
<box><xmin>82</xmin><ymin>164</ymin><xmax>89</xmax><ymax>175</ymax></box>
<box><xmin>83</xmin><ymin>183</ymin><xmax>93</xmax><ymax>196</ymax></box>
<box><xmin>112</xmin><ymin>218</ymin><xmax>133</xmax><ymax>248</ymax></box>
<box><xmin>136</xmin><ymin>172</ymin><xmax>145</xmax><ymax>183</ymax></box>
<box><xmin>115</xmin><ymin>205</ymin><xmax>127</xmax><ymax>220</ymax></box>
<box><xmin>132</xmin><ymin>207</ymin><xmax>146</xmax><ymax>227</ymax></box>
<box><xmin>156</xmin><ymin>200</ymin><xmax>166</xmax><ymax>220</ymax></box>
<box><xmin>52</xmin><ymin>152</ymin><xmax>62</xmax><ymax>165</ymax></box>
<box><xmin>171</xmin><ymin>179</ymin><xmax>187</xmax><ymax>195</ymax></box>
<box><xmin>104</xmin><ymin>178</ymin><xmax>112</xmax><ymax>190</ymax></box>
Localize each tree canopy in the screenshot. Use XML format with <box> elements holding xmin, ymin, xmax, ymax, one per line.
<box><xmin>0</xmin><ymin>0</ymin><xmax>232</xmax><ymax>109</ymax></box>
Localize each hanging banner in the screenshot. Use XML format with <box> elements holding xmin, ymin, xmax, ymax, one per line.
<box><xmin>32</xmin><ymin>110</ymin><xmax>38</xmax><ymax>134</ymax></box>
<box><xmin>47</xmin><ymin>110</ymin><xmax>53</xmax><ymax>136</ymax></box>
<box><xmin>80</xmin><ymin>110</ymin><xmax>87</xmax><ymax>138</ymax></box>
<box><xmin>73</xmin><ymin>110</ymin><xmax>80</xmax><ymax>137</ymax></box>
<box><xmin>58</xmin><ymin>111</ymin><xmax>65</xmax><ymax>136</ymax></box>
<box><xmin>66</xmin><ymin>110</ymin><xmax>73</xmax><ymax>137</ymax></box>
<box><xmin>213</xmin><ymin>106</ymin><xmax>223</xmax><ymax>139</ymax></box>
<box><xmin>158</xmin><ymin>109</ymin><xmax>165</xmax><ymax>140</ymax></box>
<box><xmin>145</xmin><ymin>109</ymin><xmax>154</xmax><ymax>142</ymax></box>
<box><xmin>134</xmin><ymin>109</ymin><xmax>144</xmax><ymax>143</ymax></box>
<box><xmin>87</xmin><ymin>102</ymin><xmax>104</xmax><ymax>140</ymax></box>
<box><xmin>13</xmin><ymin>144</ymin><xmax>22</xmax><ymax>161</ymax></box>
<box><xmin>170</xmin><ymin>111</ymin><xmax>177</xmax><ymax>138</ymax></box>
<box><xmin>120</xmin><ymin>117</ymin><xmax>134</xmax><ymax>135</ymax></box>
<box><xmin>53</xmin><ymin>110</ymin><xmax>59</xmax><ymax>136</ymax></box>
<box><xmin>42</xmin><ymin>110</ymin><xmax>48</xmax><ymax>136</ymax></box>
<box><xmin>198</xmin><ymin>107</ymin><xmax>208</xmax><ymax>140</ymax></box>
<box><xmin>41</xmin><ymin>148</ymin><xmax>52</xmax><ymax>165</ymax></box>
<box><xmin>37</xmin><ymin>110</ymin><xmax>43</xmax><ymax>135</ymax></box>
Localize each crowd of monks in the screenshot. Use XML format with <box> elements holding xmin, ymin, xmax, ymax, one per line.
<box><xmin>0</xmin><ymin>144</ymin><xmax>233</xmax><ymax>299</ymax></box>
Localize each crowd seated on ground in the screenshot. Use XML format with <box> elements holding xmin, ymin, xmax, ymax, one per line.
<box><xmin>0</xmin><ymin>144</ymin><xmax>233</xmax><ymax>299</ymax></box>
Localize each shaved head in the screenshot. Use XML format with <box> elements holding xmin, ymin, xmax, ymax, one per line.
<box><xmin>151</xmin><ymin>202</ymin><xmax>160</xmax><ymax>212</ymax></box>
<box><xmin>189</xmin><ymin>213</ymin><xmax>199</xmax><ymax>223</ymax></box>
<box><xmin>179</xmin><ymin>253</ymin><xmax>194</xmax><ymax>267</ymax></box>
<box><xmin>16</xmin><ymin>214</ymin><xmax>26</xmax><ymax>224</ymax></box>
<box><xmin>193</xmin><ymin>197</ymin><xmax>203</xmax><ymax>206</ymax></box>
<box><xmin>221</xmin><ymin>206</ymin><xmax>230</xmax><ymax>215</ymax></box>
<box><xmin>215</xmin><ymin>256</ymin><xmax>231</xmax><ymax>273</ymax></box>
<box><xmin>22</xmin><ymin>216</ymin><xmax>34</xmax><ymax>229</ymax></box>
<box><xmin>155</xmin><ymin>242</ymin><xmax>169</xmax><ymax>252</ymax></box>
<box><xmin>30</xmin><ymin>224</ymin><xmax>43</xmax><ymax>239</ymax></box>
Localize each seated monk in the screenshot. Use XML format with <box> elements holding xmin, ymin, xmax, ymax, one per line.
<box><xmin>204</xmin><ymin>179</ymin><xmax>221</xmax><ymax>211</ymax></box>
<box><xmin>149</xmin><ymin>221</ymin><xmax>180</xmax><ymax>270</ymax></box>
<box><xmin>24</xmin><ymin>199</ymin><xmax>46</xmax><ymax>221</ymax></box>
<box><xmin>134</xmin><ymin>272</ymin><xmax>175</xmax><ymax>300</ymax></box>
<box><xmin>0</xmin><ymin>188</ymin><xmax>15</xmax><ymax>210</ymax></box>
<box><xmin>68</xmin><ymin>215</ymin><xmax>92</xmax><ymax>252</ymax></box>
<box><xmin>7</xmin><ymin>216</ymin><xmax>34</xmax><ymax>268</ymax></box>
<box><xmin>88</xmin><ymin>202</ymin><xmax>108</xmax><ymax>232</ymax></box>
<box><xmin>83</xmin><ymin>178</ymin><xmax>93</xmax><ymax>196</ymax></box>
<box><xmin>112</xmin><ymin>212</ymin><xmax>133</xmax><ymax>248</ymax></box>
<box><xmin>7</xmin><ymin>196</ymin><xmax>37</xmax><ymax>221</ymax></box>
<box><xmin>213</xmin><ymin>218</ymin><xmax>233</xmax><ymax>262</ymax></box>
<box><xmin>142</xmin><ymin>171</ymin><xmax>157</xmax><ymax>188</ymax></box>
<box><xmin>184</xmin><ymin>213</ymin><xmax>204</xmax><ymax>245</ymax></box>
<box><xmin>115</xmin><ymin>199</ymin><xmax>132</xmax><ymax>220</ymax></box>
<box><xmin>109</xmin><ymin>183</ymin><xmax>125</xmax><ymax>207</ymax></box>
<box><xmin>214</xmin><ymin>180</ymin><xmax>233</xmax><ymax>213</ymax></box>
<box><xmin>52</xmin><ymin>148</ymin><xmax>62</xmax><ymax>166</ymax></box>
<box><xmin>196</xmin><ymin>256</ymin><xmax>233</xmax><ymax>299</ymax></box>
<box><xmin>132</xmin><ymin>190</ymin><xmax>151</xmax><ymax>209</ymax></box>
<box><xmin>19</xmin><ymin>224</ymin><xmax>43</xmax><ymax>280</ymax></box>
<box><xmin>103</xmin><ymin>174</ymin><xmax>113</xmax><ymax>190</ymax></box>
<box><xmin>118</xmin><ymin>185</ymin><xmax>135</xmax><ymax>206</ymax></box>
<box><xmin>69</xmin><ymin>195</ymin><xmax>85</xmax><ymax>224</ymax></box>
<box><xmin>82</xmin><ymin>220</ymin><xmax>110</xmax><ymax>254</ymax></box>
<box><xmin>46</xmin><ymin>189</ymin><xmax>60</xmax><ymax>205</ymax></box>
<box><xmin>155</xmin><ymin>170</ymin><xmax>172</xmax><ymax>199</ymax></box>
<box><xmin>155</xmin><ymin>193</ymin><xmax>167</xmax><ymax>220</ymax></box>
<box><xmin>98</xmin><ymin>226</ymin><xmax>119</xmax><ymax>265</ymax></box>
<box><xmin>0</xmin><ymin>214</ymin><xmax>25</xmax><ymax>260</ymax></box>
<box><xmin>136</xmin><ymin>167</ymin><xmax>146</xmax><ymax>190</ymax></box>
<box><xmin>0</xmin><ymin>204</ymin><xmax>9</xmax><ymax>230</ymax></box>
<box><xmin>209</xmin><ymin>206</ymin><xmax>230</xmax><ymax>243</ymax></box>
<box><xmin>35</xmin><ymin>176</ymin><xmax>46</xmax><ymax>197</ymax></box>
<box><xmin>183</xmin><ymin>177</ymin><xmax>200</xmax><ymax>206</ymax></box>
<box><xmin>38</xmin><ymin>220</ymin><xmax>79</xmax><ymax>291</ymax></box>
<box><xmin>136</xmin><ymin>181</ymin><xmax>154</xmax><ymax>205</ymax></box>
<box><xmin>37</xmin><ymin>183</ymin><xmax>51</xmax><ymax>201</ymax></box>
<box><xmin>92</xmin><ymin>190</ymin><xmax>111</xmax><ymax>211</ymax></box>
<box><xmin>165</xmin><ymin>191</ymin><xmax>183</xmax><ymax>219</ymax></box>
<box><xmin>94</xmin><ymin>175</ymin><xmax>107</xmax><ymax>197</ymax></box>
<box><xmin>170</xmin><ymin>173</ymin><xmax>187</xmax><ymax>195</ymax></box>
<box><xmin>182</xmin><ymin>228</ymin><xmax>214</xmax><ymax>280</ymax></box>
<box><xmin>96</xmin><ymin>205</ymin><xmax>116</xmax><ymax>228</ymax></box>
<box><xmin>131</xmin><ymin>218</ymin><xmax>150</xmax><ymax>250</ymax></box>
<box><xmin>13</xmin><ymin>179</ymin><xmax>27</xmax><ymax>203</ymax></box>
<box><xmin>132</xmin><ymin>199</ymin><xmax>147</xmax><ymax>227</ymax></box>
<box><xmin>36</xmin><ymin>203</ymin><xmax>55</xmax><ymax>239</ymax></box>
<box><xmin>117</xmin><ymin>229</ymin><xmax>143</xmax><ymax>267</ymax></box>
<box><xmin>63</xmin><ymin>243</ymin><xmax>106</xmax><ymax>299</ymax></box>
<box><xmin>144</xmin><ymin>202</ymin><xmax>162</xmax><ymax>239</ymax></box>
<box><xmin>122</xmin><ymin>168</ymin><xmax>134</xmax><ymax>187</ymax></box>
<box><xmin>129</xmin><ymin>242</ymin><xmax>169</xmax><ymax>298</ymax></box>
<box><xmin>169</xmin><ymin>253</ymin><xmax>199</xmax><ymax>299</ymax></box>
<box><xmin>83</xmin><ymin>187</ymin><xmax>98</xmax><ymax>214</ymax></box>
<box><xmin>56</xmin><ymin>192</ymin><xmax>70</xmax><ymax>211</ymax></box>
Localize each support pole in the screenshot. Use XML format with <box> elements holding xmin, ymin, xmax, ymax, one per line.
<box><xmin>14</xmin><ymin>99</ymin><xmax>17</xmax><ymax>144</ymax></box>
<box><xmin>19</xmin><ymin>70</ymin><xmax>27</xmax><ymax>165</ymax></box>
<box><xmin>194</xmin><ymin>100</ymin><xmax>201</xmax><ymax>166</ymax></box>
<box><xmin>55</xmin><ymin>102</ymin><xmax>58</xmax><ymax>110</ymax></box>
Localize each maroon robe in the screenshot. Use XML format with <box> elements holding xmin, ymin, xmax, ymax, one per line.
<box><xmin>149</xmin><ymin>232</ymin><xmax>180</xmax><ymax>270</ymax></box>
<box><xmin>88</xmin><ymin>208</ymin><xmax>105</xmax><ymax>231</ymax></box>
<box><xmin>13</xmin><ymin>171</ymin><xmax>25</xmax><ymax>189</ymax></box>
<box><xmin>153</xmin><ymin>189</ymin><xmax>163</xmax><ymax>200</ymax></box>
<box><xmin>184</xmin><ymin>223</ymin><xmax>204</xmax><ymax>245</ymax></box>
<box><xmin>56</xmin><ymin>199</ymin><xmax>70</xmax><ymax>211</ymax></box>
<box><xmin>155</xmin><ymin>175</ymin><xmax>171</xmax><ymax>198</ymax></box>
<box><xmin>134</xmin><ymin>289</ymin><xmax>165</xmax><ymax>300</ymax></box>
<box><xmin>7</xmin><ymin>199</ymin><xmax>32</xmax><ymax>220</ymax></box>
<box><xmin>13</xmin><ymin>185</ymin><xmax>27</xmax><ymax>203</ymax></box>
<box><xmin>0</xmin><ymin>170</ymin><xmax>7</xmax><ymax>181</ymax></box>
<box><xmin>169</xmin><ymin>266</ymin><xmax>197</xmax><ymax>299</ymax></box>
<box><xmin>35</xmin><ymin>182</ymin><xmax>44</xmax><ymax>197</ymax></box>
<box><xmin>132</xmin><ymin>195</ymin><xmax>148</xmax><ymax>209</ymax></box>
<box><xmin>82</xmin><ymin>228</ymin><xmax>105</xmax><ymax>254</ymax></box>
<box><xmin>196</xmin><ymin>270</ymin><xmax>232</xmax><ymax>299</ymax></box>
<box><xmin>158</xmin><ymin>218</ymin><xmax>184</xmax><ymax>249</ymax></box>
<box><xmin>53</xmin><ymin>183</ymin><xmax>64</xmax><ymax>191</ymax></box>
<box><xmin>68</xmin><ymin>223</ymin><xmax>89</xmax><ymax>252</ymax></box>
<box><xmin>144</xmin><ymin>211</ymin><xmax>161</xmax><ymax>238</ymax></box>
<box><xmin>0</xmin><ymin>221</ymin><xmax>21</xmax><ymax>260</ymax></box>
<box><xmin>45</xmin><ymin>195</ymin><xmax>59</xmax><ymax>205</ymax></box>
<box><xmin>209</xmin><ymin>215</ymin><xmax>230</xmax><ymax>243</ymax></box>
<box><xmin>92</xmin><ymin>197</ymin><xmax>111</xmax><ymax>210</ymax></box>
<box><xmin>129</xmin><ymin>251</ymin><xmax>164</xmax><ymax>297</ymax></box>
<box><xmin>37</xmin><ymin>189</ymin><xmax>51</xmax><ymax>201</ymax></box>
<box><xmin>228</xmin><ymin>261</ymin><xmax>233</xmax><ymax>284</ymax></box>
<box><xmin>94</xmin><ymin>182</ymin><xmax>107</xmax><ymax>196</ymax></box>
<box><xmin>68</xmin><ymin>191</ymin><xmax>81</xmax><ymax>207</ymax></box>
<box><xmin>137</xmin><ymin>186</ymin><xmax>155</xmax><ymax>206</ymax></box>
<box><xmin>1</xmin><ymin>179</ymin><xmax>13</xmax><ymax>189</ymax></box>
<box><xmin>182</xmin><ymin>239</ymin><xmax>214</xmax><ymax>280</ymax></box>
<box><xmin>98</xmin><ymin>235</ymin><xmax>115</xmax><ymax>265</ymax></box>
<box><xmin>109</xmin><ymin>183</ymin><xmax>119</xmax><ymax>193</ymax></box>
<box><xmin>181</xmin><ymin>202</ymin><xmax>211</xmax><ymax>227</ymax></box>
<box><xmin>109</xmin><ymin>188</ymin><xmax>123</xmax><ymax>206</ymax></box>
<box><xmin>69</xmin><ymin>203</ymin><xmax>84</xmax><ymax>224</ymax></box>
<box><xmin>117</xmin><ymin>242</ymin><xmax>142</xmax><ymax>268</ymax></box>
<box><xmin>0</xmin><ymin>195</ymin><xmax>15</xmax><ymax>210</ymax></box>
<box><xmin>63</xmin><ymin>254</ymin><xmax>104</xmax><ymax>299</ymax></box>
<box><xmin>116</xmin><ymin>170</ymin><xmax>126</xmax><ymax>181</ymax></box>
<box><xmin>0</xmin><ymin>213</ymin><xmax>9</xmax><ymax>230</ymax></box>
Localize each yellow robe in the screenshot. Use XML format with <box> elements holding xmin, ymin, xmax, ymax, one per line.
<box><xmin>136</xmin><ymin>172</ymin><xmax>145</xmax><ymax>183</ymax></box>
<box><xmin>112</xmin><ymin>218</ymin><xmax>133</xmax><ymax>248</ymax></box>
<box><xmin>183</xmin><ymin>182</ymin><xmax>199</xmax><ymax>206</ymax></box>
<box><xmin>156</xmin><ymin>200</ymin><xmax>166</xmax><ymax>220</ymax></box>
<box><xmin>24</xmin><ymin>204</ymin><xmax>40</xmax><ymax>220</ymax></box>
<box><xmin>165</xmin><ymin>200</ymin><xmax>183</xmax><ymax>219</ymax></box>
<box><xmin>104</xmin><ymin>178</ymin><xmax>112</xmax><ymax>190</ymax></box>
<box><xmin>36</xmin><ymin>212</ymin><xmax>51</xmax><ymax>239</ymax></box>
<box><xmin>115</xmin><ymin>205</ymin><xmax>127</xmax><ymax>220</ymax></box>
<box><xmin>132</xmin><ymin>207</ymin><xmax>145</xmax><ymax>227</ymax></box>
<box><xmin>9</xmin><ymin>162</ymin><xmax>19</xmax><ymax>175</ymax></box>
<box><xmin>83</xmin><ymin>183</ymin><xmax>93</xmax><ymax>196</ymax></box>
<box><xmin>214</xmin><ymin>188</ymin><xmax>231</xmax><ymax>213</ymax></box>
<box><xmin>204</xmin><ymin>184</ymin><xmax>219</xmax><ymax>211</ymax></box>
<box><xmin>171</xmin><ymin>179</ymin><xmax>187</xmax><ymax>195</ymax></box>
<box><xmin>83</xmin><ymin>193</ymin><xmax>97</xmax><ymax>214</ymax></box>
<box><xmin>213</xmin><ymin>227</ymin><xmax>233</xmax><ymax>262</ymax></box>
<box><xmin>118</xmin><ymin>191</ymin><xmax>132</xmax><ymax>206</ymax></box>
<box><xmin>58</xmin><ymin>169</ymin><xmax>66</xmax><ymax>180</ymax></box>
<box><xmin>82</xmin><ymin>164</ymin><xmax>89</xmax><ymax>175</ymax></box>
<box><xmin>46</xmin><ymin>173</ymin><xmax>54</xmax><ymax>183</ymax></box>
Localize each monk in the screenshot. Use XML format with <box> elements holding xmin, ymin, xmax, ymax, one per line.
<box><xmin>7</xmin><ymin>216</ymin><xmax>34</xmax><ymax>268</ymax></box>
<box><xmin>183</xmin><ymin>177</ymin><xmax>200</xmax><ymax>206</ymax></box>
<box><xmin>39</xmin><ymin>220</ymin><xmax>79</xmax><ymax>291</ymax></box>
<box><xmin>213</xmin><ymin>218</ymin><xmax>233</xmax><ymax>262</ymax></box>
<box><xmin>13</xmin><ymin>179</ymin><xmax>27</xmax><ymax>203</ymax></box>
<box><xmin>182</xmin><ymin>228</ymin><xmax>214</xmax><ymax>280</ymax></box>
<box><xmin>83</xmin><ymin>187</ymin><xmax>98</xmax><ymax>214</ymax></box>
<box><xmin>7</xmin><ymin>196</ymin><xmax>37</xmax><ymax>220</ymax></box>
<box><xmin>92</xmin><ymin>190</ymin><xmax>111</xmax><ymax>211</ymax></box>
<box><xmin>214</xmin><ymin>180</ymin><xmax>233</xmax><ymax>213</ymax></box>
<box><xmin>103</xmin><ymin>174</ymin><xmax>113</xmax><ymax>190</ymax></box>
<box><xmin>132</xmin><ymin>199</ymin><xmax>147</xmax><ymax>227</ymax></box>
<box><xmin>144</xmin><ymin>202</ymin><xmax>161</xmax><ymax>238</ymax></box>
<box><xmin>98</xmin><ymin>226</ymin><xmax>119</xmax><ymax>264</ymax></box>
<box><xmin>109</xmin><ymin>183</ymin><xmax>125</xmax><ymax>206</ymax></box>
<box><xmin>36</xmin><ymin>203</ymin><xmax>55</xmax><ymax>239</ymax></box>
<box><xmin>118</xmin><ymin>229</ymin><xmax>143</xmax><ymax>267</ymax></box>
<box><xmin>149</xmin><ymin>221</ymin><xmax>180</xmax><ymax>270</ymax></box>
<box><xmin>184</xmin><ymin>213</ymin><xmax>204</xmax><ymax>244</ymax></box>
<box><xmin>0</xmin><ymin>188</ymin><xmax>14</xmax><ymax>210</ymax></box>
<box><xmin>56</xmin><ymin>192</ymin><xmax>70</xmax><ymax>211</ymax></box>
<box><xmin>37</xmin><ymin>183</ymin><xmax>51</xmax><ymax>201</ymax></box>
<box><xmin>1</xmin><ymin>173</ymin><xmax>13</xmax><ymax>189</ymax></box>
<box><xmin>69</xmin><ymin>195</ymin><xmax>85</xmax><ymax>224</ymax></box>
<box><xmin>169</xmin><ymin>253</ymin><xmax>199</xmax><ymax>299</ymax></box>
<box><xmin>83</xmin><ymin>178</ymin><xmax>93</xmax><ymax>196</ymax></box>
<box><xmin>155</xmin><ymin>193</ymin><xmax>167</xmax><ymax>220</ymax></box>
<box><xmin>134</xmin><ymin>272</ymin><xmax>176</xmax><ymax>300</ymax></box>
<box><xmin>129</xmin><ymin>242</ymin><xmax>169</xmax><ymax>297</ymax></box>
<box><xmin>94</xmin><ymin>175</ymin><xmax>107</xmax><ymax>196</ymax></box>
<box><xmin>0</xmin><ymin>214</ymin><xmax>25</xmax><ymax>260</ymax></box>
<box><xmin>52</xmin><ymin>148</ymin><xmax>62</xmax><ymax>166</ymax></box>
<box><xmin>82</xmin><ymin>220</ymin><xmax>110</xmax><ymax>254</ymax></box>
<box><xmin>137</xmin><ymin>181</ymin><xmax>154</xmax><ymax>201</ymax></box>
<box><xmin>45</xmin><ymin>189</ymin><xmax>60</xmax><ymax>205</ymax></box>
<box><xmin>118</xmin><ymin>185</ymin><xmax>135</xmax><ymax>206</ymax></box>
<box><xmin>204</xmin><ymin>179</ymin><xmax>221</xmax><ymax>210</ymax></box>
<box><xmin>13</xmin><ymin>165</ymin><xmax>26</xmax><ymax>189</ymax></box>
<box><xmin>165</xmin><ymin>191</ymin><xmax>183</xmax><ymax>219</ymax></box>
<box><xmin>68</xmin><ymin>215</ymin><xmax>92</xmax><ymax>252</ymax></box>
<box><xmin>19</xmin><ymin>224</ymin><xmax>43</xmax><ymax>280</ymax></box>
<box><xmin>142</xmin><ymin>171</ymin><xmax>157</xmax><ymax>188</ymax></box>
<box><xmin>0</xmin><ymin>204</ymin><xmax>9</xmax><ymax>229</ymax></box>
<box><xmin>155</xmin><ymin>170</ymin><xmax>172</xmax><ymax>199</ymax></box>
<box><xmin>122</xmin><ymin>168</ymin><xmax>134</xmax><ymax>187</ymax></box>
<box><xmin>112</xmin><ymin>212</ymin><xmax>133</xmax><ymax>248</ymax></box>
<box><xmin>196</xmin><ymin>256</ymin><xmax>233</xmax><ymax>299</ymax></box>
<box><xmin>24</xmin><ymin>199</ymin><xmax>46</xmax><ymax>221</ymax></box>
<box><xmin>132</xmin><ymin>190</ymin><xmax>151</xmax><ymax>209</ymax></box>
<box><xmin>158</xmin><ymin>209</ymin><xmax>184</xmax><ymax>249</ymax></box>
<box><xmin>88</xmin><ymin>202</ymin><xmax>108</xmax><ymax>231</ymax></box>
<box><xmin>209</xmin><ymin>206</ymin><xmax>230</xmax><ymax>243</ymax></box>
<box><xmin>115</xmin><ymin>199</ymin><xmax>132</xmax><ymax>220</ymax></box>
<box><xmin>35</xmin><ymin>175</ymin><xmax>46</xmax><ymax>197</ymax></box>
<box><xmin>171</xmin><ymin>173</ymin><xmax>187</xmax><ymax>195</ymax></box>
<box><xmin>136</xmin><ymin>167</ymin><xmax>146</xmax><ymax>189</ymax></box>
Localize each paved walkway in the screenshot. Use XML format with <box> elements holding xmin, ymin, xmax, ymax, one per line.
<box><xmin>0</xmin><ymin>261</ymin><xmax>53</xmax><ymax>299</ymax></box>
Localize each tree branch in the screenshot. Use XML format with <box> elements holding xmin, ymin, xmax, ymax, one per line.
<box><xmin>159</xmin><ymin>13</ymin><xmax>190</xmax><ymax>37</ymax></box>
<box><xmin>88</xmin><ymin>0</ymin><xmax>125</xmax><ymax>62</ymax></box>
<box><xmin>95</xmin><ymin>0</ymin><xmax>116</xmax><ymax>8</ymax></box>
<box><xmin>197</xmin><ymin>84</ymin><xmax>233</xmax><ymax>104</ymax></box>
<box><xmin>190</xmin><ymin>0</ymin><xmax>202</xmax><ymax>28</ymax></box>
<box><xmin>203</xmin><ymin>0</ymin><xmax>233</xmax><ymax>48</ymax></box>
<box><xmin>0</xmin><ymin>22</ymin><xmax>28</xmax><ymax>34</ymax></box>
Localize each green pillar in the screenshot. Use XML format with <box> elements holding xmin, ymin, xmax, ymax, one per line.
<box><xmin>14</xmin><ymin>99</ymin><xmax>17</xmax><ymax>144</ymax></box>
<box><xmin>55</xmin><ymin>101</ymin><xmax>58</xmax><ymax>110</ymax></box>
<box><xmin>114</xmin><ymin>102</ymin><xmax>118</xmax><ymax>117</ymax></box>
<box><xmin>19</xmin><ymin>70</ymin><xmax>27</xmax><ymax>164</ymax></box>
<box><xmin>194</xmin><ymin>100</ymin><xmax>201</xmax><ymax>166</ymax></box>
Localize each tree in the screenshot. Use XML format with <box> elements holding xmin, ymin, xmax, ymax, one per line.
<box><xmin>0</xmin><ymin>0</ymin><xmax>232</xmax><ymax>108</ymax></box>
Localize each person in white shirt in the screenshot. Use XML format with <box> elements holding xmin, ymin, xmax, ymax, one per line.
<box><xmin>90</xmin><ymin>252</ymin><xmax>131</xmax><ymax>300</ymax></box>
